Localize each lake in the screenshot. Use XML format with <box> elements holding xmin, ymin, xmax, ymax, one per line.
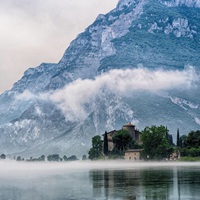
<box><xmin>0</xmin><ymin>161</ymin><xmax>200</xmax><ymax>200</ymax></box>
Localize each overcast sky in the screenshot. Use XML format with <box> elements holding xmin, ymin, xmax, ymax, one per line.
<box><xmin>0</xmin><ymin>0</ymin><xmax>118</xmax><ymax>93</ymax></box>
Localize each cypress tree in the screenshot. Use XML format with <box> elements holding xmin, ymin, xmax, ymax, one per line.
<box><xmin>165</xmin><ymin>126</ymin><xmax>169</xmax><ymax>141</ymax></box>
<box><xmin>177</xmin><ymin>129</ymin><xmax>180</xmax><ymax>147</ymax></box>
<box><xmin>165</xmin><ymin>126</ymin><xmax>173</xmax><ymax>145</ymax></box>
<box><xmin>169</xmin><ymin>134</ymin><xmax>173</xmax><ymax>145</ymax></box>
<box><xmin>103</xmin><ymin>131</ymin><xmax>108</xmax><ymax>156</ymax></box>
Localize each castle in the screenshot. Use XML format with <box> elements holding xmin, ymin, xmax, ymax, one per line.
<box><xmin>104</xmin><ymin>122</ymin><xmax>141</xmax><ymax>152</ymax></box>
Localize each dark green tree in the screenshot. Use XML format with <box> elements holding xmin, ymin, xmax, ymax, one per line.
<box><xmin>16</xmin><ymin>156</ymin><xmax>21</xmax><ymax>161</ymax></box>
<box><xmin>128</xmin><ymin>139</ymin><xmax>141</xmax><ymax>149</ymax></box>
<box><xmin>39</xmin><ymin>155</ymin><xmax>45</xmax><ymax>161</ymax></box>
<box><xmin>177</xmin><ymin>129</ymin><xmax>180</xmax><ymax>147</ymax></box>
<box><xmin>82</xmin><ymin>154</ymin><xmax>87</xmax><ymax>160</ymax></box>
<box><xmin>179</xmin><ymin>135</ymin><xmax>188</xmax><ymax>148</ymax></box>
<box><xmin>88</xmin><ymin>135</ymin><xmax>103</xmax><ymax>160</ymax></box>
<box><xmin>63</xmin><ymin>155</ymin><xmax>68</xmax><ymax>161</ymax></box>
<box><xmin>187</xmin><ymin>147</ymin><xmax>200</xmax><ymax>157</ymax></box>
<box><xmin>103</xmin><ymin>131</ymin><xmax>109</xmax><ymax>156</ymax></box>
<box><xmin>187</xmin><ymin>130</ymin><xmax>200</xmax><ymax>148</ymax></box>
<box><xmin>165</xmin><ymin>127</ymin><xmax>173</xmax><ymax>145</ymax></box>
<box><xmin>141</xmin><ymin>125</ymin><xmax>174</xmax><ymax>160</ymax></box>
<box><xmin>112</xmin><ymin>130</ymin><xmax>132</xmax><ymax>152</ymax></box>
<box><xmin>0</xmin><ymin>154</ymin><xmax>6</xmax><ymax>159</ymax></box>
<box><xmin>47</xmin><ymin>154</ymin><xmax>60</xmax><ymax>162</ymax></box>
<box><xmin>67</xmin><ymin>155</ymin><xmax>78</xmax><ymax>161</ymax></box>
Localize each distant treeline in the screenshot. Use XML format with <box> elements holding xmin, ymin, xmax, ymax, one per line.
<box><xmin>0</xmin><ymin>154</ymin><xmax>87</xmax><ymax>162</ymax></box>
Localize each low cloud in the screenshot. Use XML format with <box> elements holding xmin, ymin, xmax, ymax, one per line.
<box><xmin>49</xmin><ymin>67</ymin><xmax>198</xmax><ymax>120</ymax></box>
<box><xmin>17</xmin><ymin>67</ymin><xmax>199</xmax><ymax>121</ymax></box>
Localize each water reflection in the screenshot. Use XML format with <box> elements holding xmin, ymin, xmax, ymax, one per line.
<box><xmin>89</xmin><ymin>166</ymin><xmax>200</xmax><ymax>200</ymax></box>
<box><xmin>0</xmin><ymin>162</ymin><xmax>200</xmax><ymax>200</ymax></box>
<box><xmin>90</xmin><ymin>170</ymin><xmax>140</xmax><ymax>199</ymax></box>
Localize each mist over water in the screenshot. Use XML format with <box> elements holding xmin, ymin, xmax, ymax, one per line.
<box><xmin>0</xmin><ymin>161</ymin><xmax>200</xmax><ymax>200</ymax></box>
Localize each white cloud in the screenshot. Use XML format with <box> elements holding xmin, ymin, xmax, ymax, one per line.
<box><xmin>49</xmin><ymin>67</ymin><xmax>198</xmax><ymax>121</ymax></box>
<box><xmin>17</xmin><ymin>67</ymin><xmax>199</xmax><ymax>121</ymax></box>
<box><xmin>16</xmin><ymin>90</ymin><xmax>35</xmax><ymax>101</ymax></box>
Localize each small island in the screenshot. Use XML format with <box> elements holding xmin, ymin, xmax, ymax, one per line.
<box><xmin>88</xmin><ymin>123</ymin><xmax>200</xmax><ymax>162</ymax></box>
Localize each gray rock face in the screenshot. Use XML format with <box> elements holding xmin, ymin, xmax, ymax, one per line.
<box><xmin>0</xmin><ymin>0</ymin><xmax>200</xmax><ymax>157</ymax></box>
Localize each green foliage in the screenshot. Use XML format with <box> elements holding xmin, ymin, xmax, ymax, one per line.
<box><xmin>179</xmin><ymin>135</ymin><xmax>188</xmax><ymax>148</ymax></box>
<box><xmin>82</xmin><ymin>154</ymin><xmax>87</xmax><ymax>160</ymax></box>
<box><xmin>88</xmin><ymin>135</ymin><xmax>103</xmax><ymax>160</ymax></box>
<box><xmin>0</xmin><ymin>154</ymin><xmax>6</xmax><ymax>159</ymax></box>
<box><xmin>179</xmin><ymin>147</ymin><xmax>187</xmax><ymax>157</ymax></box>
<box><xmin>47</xmin><ymin>154</ymin><xmax>61</xmax><ymax>162</ymax></box>
<box><xmin>67</xmin><ymin>155</ymin><xmax>78</xmax><ymax>161</ymax></box>
<box><xmin>165</xmin><ymin>127</ymin><xmax>174</xmax><ymax>146</ymax></box>
<box><xmin>40</xmin><ymin>155</ymin><xmax>45</xmax><ymax>161</ymax></box>
<box><xmin>112</xmin><ymin>130</ymin><xmax>132</xmax><ymax>152</ymax></box>
<box><xmin>16</xmin><ymin>156</ymin><xmax>22</xmax><ymax>161</ymax></box>
<box><xmin>179</xmin><ymin>130</ymin><xmax>200</xmax><ymax>158</ymax></box>
<box><xmin>187</xmin><ymin>130</ymin><xmax>200</xmax><ymax>148</ymax></box>
<box><xmin>178</xmin><ymin>156</ymin><xmax>200</xmax><ymax>162</ymax></box>
<box><xmin>188</xmin><ymin>148</ymin><xmax>200</xmax><ymax>157</ymax></box>
<box><xmin>110</xmin><ymin>146</ymin><xmax>124</xmax><ymax>157</ymax></box>
<box><xmin>128</xmin><ymin>140</ymin><xmax>141</xmax><ymax>149</ymax></box>
<box><xmin>141</xmin><ymin>125</ymin><xmax>174</xmax><ymax>160</ymax></box>
<box><xmin>180</xmin><ymin>147</ymin><xmax>200</xmax><ymax>157</ymax></box>
<box><xmin>63</xmin><ymin>155</ymin><xmax>68</xmax><ymax>161</ymax></box>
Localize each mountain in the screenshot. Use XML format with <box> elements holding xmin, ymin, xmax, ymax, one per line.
<box><xmin>0</xmin><ymin>0</ymin><xmax>200</xmax><ymax>157</ymax></box>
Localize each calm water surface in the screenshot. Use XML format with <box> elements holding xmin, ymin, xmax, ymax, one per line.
<box><xmin>0</xmin><ymin>161</ymin><xmax>200</xmax><ymax>200</ymax></box>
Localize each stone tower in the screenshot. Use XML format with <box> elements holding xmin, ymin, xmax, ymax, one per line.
<box><xmin>122</xmin><ymin>122</ymin><xmax>141</xmax><ymax>142</ymax></box>
<box><xmin>122</xmin><ymin>123</ymin><xmax>136</xmax><ymax>138</ymax></box>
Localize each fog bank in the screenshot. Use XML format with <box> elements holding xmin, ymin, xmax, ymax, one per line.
<box><xmin>17</xmin><ymin>67</ymin><xmax>199</xmax><ymax>121</ymax></box>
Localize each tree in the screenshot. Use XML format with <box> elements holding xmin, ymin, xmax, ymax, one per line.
<box><xmin>188</xmin><ymin>147</ymin><xmax>200</xmax><ymax>157</ymax></box>
<box><xmin>112</xmin><ymin>130</ymin><xmax>132</xmax><ymax>153</ymax></box>
<box><xmin>187</xmin><ymin>130</ymin><xmax>200</xmax><ymax>148</ymax></box>
<box><xmin>128</xmin><ymin>140</ymin><xmax>141</xmax><ymax>149</ymax></box>
<box><xmin>0</xmin><ymin>154</ymin><xmax>6</xmax><ymax>159</ymax></box>
<box><xmin>16</xmin><ymin>156</ymin><xmax>21</xmax><ymax>161</ymax></box>
<box><xmin>103</xmin><ymin>131</ymin><xmax>109</xmax><ymax>156</ymax></box>
<box><xmin>47</xmin><ymin>154</ymin><xmax>60</xmax><ymax>162</ymax></box>
<box><xmin>165</xmin><ymin>127</ymin><xmax>173</xmax><ymax>146</ymax></box>
<box><xmin>141</xmin><ymin>125</ymin><xmax>174</xmax><ymax>160</ymax></box>
<box><xmin>63</xmin><ymin>155</ymin><xmax>68</xmax><ymax>161</ymax></box>
<box><xmin>179</xmin><ymin>135</ymin><xmax>188</xmax><ymax>148</ymax></box>
<box><xmin>88</xmin><ymin>135</ymin><xmax>103</xmax><ymax>160</ymax></box>
<box><xmin>177</xmin><ymin>129</ymin><xmax>180</xmax><ymax>147</ymax></box>
<box><xmin>39</xmin><ymin>155</ymin><xmax>45</xmax><ymax>161</ymax></box>
<box><xmin>67</xmin><ymin>155</ymin><xmax>78</xmax><ymax>161</ymax></box>
<box><xmin>82</xmin><ymin>154</ymin><xmax>87</xmax><ymax>160</ymax></box>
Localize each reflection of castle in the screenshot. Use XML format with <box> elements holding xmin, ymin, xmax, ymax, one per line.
<box><xmin>104</xmin><ymin>123</ymin><xmax>142</xmax><ymax>160</ymax></box>
<box><xmin>90</xmin><ymin>169</ymin><xmax>141</xmax><ymax>199</ymax></box>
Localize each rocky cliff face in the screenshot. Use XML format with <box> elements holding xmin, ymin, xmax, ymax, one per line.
<box><xmin>0</xmin><ymin>0</ymin><xmax>200</xmax><ymax>157</ymax></box>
